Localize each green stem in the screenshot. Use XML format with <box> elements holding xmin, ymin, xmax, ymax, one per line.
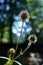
<box><xmin>14</xmin><ymin>42</ymin><xmax>32</xmax><ymax>60</ymax></box>
<box><xmin>23</xmin><ymin>42</ymin><xmax>31</xmax><ymax>54</ymax></box>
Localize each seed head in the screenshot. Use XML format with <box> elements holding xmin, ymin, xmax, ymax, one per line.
<box><xmin>19</xmin><ymin>10</ymin><xmax>29</xmax><ymax>21</ymax></box>
<box><xmin>27</xmin><ymin>34</ymin><xmax>37</xmax><ymax>44</ymax></box>
<box><xmin>9</xmin><ymin>48</ymin><xmax>15</xmax><ymax>54</ymax></box>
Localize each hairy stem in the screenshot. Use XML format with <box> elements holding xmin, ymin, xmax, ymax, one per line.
<box><xmin>12</xmin><ymin>22</ymin><xmax>24</xmax><ymax>59</ymax></box>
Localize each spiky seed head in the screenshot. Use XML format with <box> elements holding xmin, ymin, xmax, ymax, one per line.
<box><xmin>19</xmin><ymin>10</ymin><xmax>30</xmax><ymax>21</ymax></box>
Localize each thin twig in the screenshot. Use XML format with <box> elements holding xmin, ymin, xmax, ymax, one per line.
<box><xmin>12</xmin><ymin>22</ymin><xmax>24</xmax><ymax>59</ymax></box>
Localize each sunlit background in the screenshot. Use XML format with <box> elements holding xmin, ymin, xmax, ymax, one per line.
<box><xmin>0</xmin><ymin>0</ymin><xmax>43</xmax><ymax>44</ymax></box>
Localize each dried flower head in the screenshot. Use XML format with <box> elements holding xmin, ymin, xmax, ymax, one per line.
<box><xmin>27</xmin><ymin>34</ymin><xmax>37</xmax><ymax>43</ymax></box>
<box><xmin>19</xmin><ymin>10</ymin><xmax>29</xmax><ymax>21</ymax></box>
<box><xmin>9</xmin><ymin>48</ymin><xmax>15</xmax><ymax>54</ymax></box>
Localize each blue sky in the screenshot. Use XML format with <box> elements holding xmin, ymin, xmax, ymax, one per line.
<box><xmin>0</xmin><ymin>0</ymin><xmax>4</xmax><ymax>3</ymax></box>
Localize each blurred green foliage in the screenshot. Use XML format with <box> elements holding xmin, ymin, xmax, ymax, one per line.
<box><xmin>0</xmin><ymin>0</ymin><xmax>43</xmax><ymax>44</ymax></box>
